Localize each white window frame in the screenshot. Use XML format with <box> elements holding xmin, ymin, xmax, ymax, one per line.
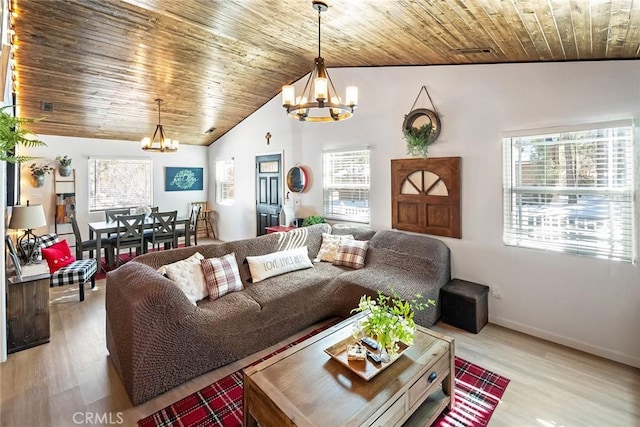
<box><xmin>88</xmin><ymin>157</ymin><xmax>153</xmax><ymax>212</ymax></box>
<box><xmin>502</xmin><ymin>120</ymin><xmax>635</xmax><ymax>263</ymax></box>
<box><xmin>323</xmin><ymin>148</ymin><xmax>370</xmax><ymax>223</ymax></box>
<box><xmin>215</xmin><ymin>159</ymin><xmax>235</xmax><ymax>205</ymax></box>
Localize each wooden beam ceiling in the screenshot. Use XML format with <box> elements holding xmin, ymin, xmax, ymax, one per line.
<box><xmin>12</xmin><ymin>0</ymin><xmax>640</xmax><ymax>146</ymax></box>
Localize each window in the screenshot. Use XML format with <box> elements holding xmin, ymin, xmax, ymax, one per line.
<box><xmin>215</xmin><ymin>159</ymin><xmax>235</xmax><ymax>205</ymax></box>
<box><xmin>323</xmin><ymin>149</ymin><xmax>370</xmax><ymax>223</ymax></box>
<box><xmin>503</xmin><ymin>121</ymin><xmax>634</xmax><ymax>262</ymax></box>
<box><xmin>88</xmin><ymin>158</ymin><xmax>153</xmax><ymax>212</ymax></box>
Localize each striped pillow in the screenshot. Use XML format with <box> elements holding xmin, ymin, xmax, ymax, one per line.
<box><xmin>333</xmin><ymin>239</ymin><xmax>369</xmax><ymax>269</ymax></box>
<box><xmin>201</xmin><ymin>253</ymin><xmax>243</xmax><ymax>301</ymax></box>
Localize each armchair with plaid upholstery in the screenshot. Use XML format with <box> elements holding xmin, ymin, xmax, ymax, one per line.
<box><xmin>39</xmin><ymin>233</ymin><xmax>98</xmax><ymax>301</ymax></box>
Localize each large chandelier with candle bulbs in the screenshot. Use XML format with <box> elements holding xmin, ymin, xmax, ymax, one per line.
<box><xmin>282</xmin><ymin>1</ymin><xmax>358</xmax><ymax>122</ymax></box>
<box><xmin>141</xmin><ymin>98</ymin><xmax>179</xmax><ymax>152</ymax></box>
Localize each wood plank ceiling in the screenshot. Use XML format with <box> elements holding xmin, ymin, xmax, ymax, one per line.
<box><xmin>12</xmin><ymin>0</ymin><xmax>640</xmax><ymax>146</ymax></box>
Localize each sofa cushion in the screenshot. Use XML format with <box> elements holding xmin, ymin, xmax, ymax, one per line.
<box><xmin>331</xmin><ymin>224</ymin><xmax>376</xmax><ymax>241</ymax></box>
<box><xmin>201</xmin><ymin>253</ymin><xmax>243</xmax><ymax>301</ymax></box>
<box><xmin>42</xmin><ymin>240</ymin><xmax>76</xmax><ymax>273</ymax></box>
<box><xmin>274</xmin><ymin>223</ymin><xmax>330</xmax><ymax>259</ymax></box>
<box><xmin>333</xmin><ymin>239</ymin><xmax>369</xmax><ymax>269</ymax></box>
<box><xmin>158</xmin><ymin>252</ymin><xmax>207</xmax><ymax>304</ymax></box>
<box><xmin>315</xmin><ymin>233</ymin><xmax>354</xmax><ymax>262</ymax></box>
<box><xmin>246</xmin><ymin>246</ymin><xmax>313</xmax><ymax>283</ymax></box>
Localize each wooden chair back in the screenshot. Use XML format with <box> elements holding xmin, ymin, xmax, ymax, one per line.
<box><xmin>115</xmin><ymin>214</ymin><xmax>145</xmax><ymax>252</ymax></box>
<box><xmin>105</xmin><ymin>208</ymin><xmax>130</xmax><ymax>223</ymax></box>
<box><xmin>149</xmin><ymin>210</ymin><xmax>178</xmax><ymax>249</ymax></box>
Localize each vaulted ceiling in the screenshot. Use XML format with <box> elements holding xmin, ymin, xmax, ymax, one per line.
<box><xmin>13</xmin><ymin>0</ymin><xmax>640</xmax><ymax>146</ymax></box>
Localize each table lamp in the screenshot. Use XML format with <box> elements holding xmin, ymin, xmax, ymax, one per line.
<box><xmin>9</xmin><ymin>202</ymin><xmax>47</xmax><ymax>263</ymax></box>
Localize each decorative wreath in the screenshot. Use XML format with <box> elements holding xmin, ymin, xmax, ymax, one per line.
<box><xmin>402</xmin><ymin>86</ymin><xmax>442</xmax><ymax>157</ymax></box>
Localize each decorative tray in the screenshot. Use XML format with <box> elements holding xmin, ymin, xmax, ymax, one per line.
<box><xmin>324</xmin><ymin>336</ymin><xmax>409</xmax><ymax>381</ymax></box>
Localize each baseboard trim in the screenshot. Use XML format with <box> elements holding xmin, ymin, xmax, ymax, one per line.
<box><xmin>489</xmin><ymin>315</ymin><xmax>640</xmax><ymax>369</ymax></box>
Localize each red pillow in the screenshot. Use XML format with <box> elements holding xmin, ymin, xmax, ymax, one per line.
<box><xmin>41</xmin><ymin>240</ymin><xmax>76</xmax><ymax>273</ymax></box>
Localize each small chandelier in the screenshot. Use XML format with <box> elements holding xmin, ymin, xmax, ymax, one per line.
<box><xmin>141</xmin><ymin>98</ymin><xmax>179</xmax><ymax>152</ymax></box>
<box><xmin>282</xmin><ymin>1</ymin><xmax>358</xmax><ymax>122</ymax></box>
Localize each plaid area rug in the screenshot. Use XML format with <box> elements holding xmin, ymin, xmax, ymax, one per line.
<box><xmin>95</xmin><ymin>253</ymin><xmax>135</xmax><ymax>280</ymax></box>
<box><xmin>138</xmin><ymin>330</ymin><xmax>510</xmax><ymax>427</ymax></box>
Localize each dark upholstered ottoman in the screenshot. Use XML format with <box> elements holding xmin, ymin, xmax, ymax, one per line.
<box><xmin>441</xmin><ymin>279</ymin><xmax>489</xmax><ymax>333</ymax></box>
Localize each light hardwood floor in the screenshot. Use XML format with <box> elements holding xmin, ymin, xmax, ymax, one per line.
<box><xmin>1</xmin><ymin>276</ymin><xmax>638</xmax><ymax>426</ymax></box>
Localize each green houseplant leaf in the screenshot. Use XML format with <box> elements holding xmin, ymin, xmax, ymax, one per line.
<box><xmin>302</xmin><ymin>215</ymin><xmax>325</xmax><ymax>226</ymax></box>
<box><xmin>0</xmin><ymin>105</ymin><xmax>46</xmax><ymax>163</ymax></box>
<box><xmin>404</xmin><ymin>122</ymin><xmax>437</xmax><ymax>158</ymax></box>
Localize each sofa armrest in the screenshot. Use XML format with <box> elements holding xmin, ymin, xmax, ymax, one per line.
<box><xmin>106</xmin><ymin>260</ymin><xmax>263</xmax><ymax>404</ymax></box>
<box><xmin>106</xmin><ymin>262</ymin><xmax>197</xmax><ymax>401</ymax></box>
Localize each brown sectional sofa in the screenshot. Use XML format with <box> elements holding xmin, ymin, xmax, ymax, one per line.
<box><xmin>105</xmin><ymin>224</ymin><xmax>451</xmax><ymax>404</ymax></box>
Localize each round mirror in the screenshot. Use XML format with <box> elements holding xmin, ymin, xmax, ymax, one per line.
<box><xmin>286</xmin><ymin>166</ymin><xmax>307</xmax><ymax>193</ymax></box>
<box><xmin>402</xmin><ymin>108</ymin><xmax>441</xmax><ymax>141</ymax></box>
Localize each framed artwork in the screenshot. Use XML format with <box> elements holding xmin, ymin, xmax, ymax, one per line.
<box><xmin>6</xmin><ymin>236</ymin><xmax>22</xmax><ymax>279</ymax></box>
<box><xmin>165</xmin><ymin>167</ymin><xmax>204</xmax><ymax>192</ymax></box>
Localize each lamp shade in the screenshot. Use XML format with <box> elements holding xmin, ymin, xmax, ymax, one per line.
<box><xmin>9</xmin><ymin>205</ymin><xmax>47</xmax><ymax>230</ymax></box>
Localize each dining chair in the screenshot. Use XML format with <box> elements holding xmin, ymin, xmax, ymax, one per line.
<box><xmin>113</xmin><ymin>214</ymin><xmax>145</xmax><ymax>265</ymax></box>
<box><xmin>105</xmin><ymin>208</ymin><xmax>131</xmax><ymax>223</ymax></box>
<box><xmin>145</xmin><ymin>210</ymin><xmax>177</xmax><ymax>252</ymax></box>
<box><xmin>176</xmin><ymin>205</ymin><xmax>200</xmax><ymax>246</ymax></box>
<box><xmin>191</xmin><ymin>201</ymin><xmax>216</xmax><ymax>239</ymax></box>
<box><xmin>70</xmin><ymin>215</ymin><xmax>114</xmax><ymax>268</ymax></box>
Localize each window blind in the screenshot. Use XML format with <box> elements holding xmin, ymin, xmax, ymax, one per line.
<box><xmin>88</xmin><ymin>158</ymin><xmax>153</xmax><ymax>212</ymax></box>
<box><xmin>215</xmin><ymin>160</ymin><xmax>235</xmax><ymax>205</ymax></box>
<box><xmin>323</xmin><ymin>149</ymin><xmax>370</xmax><ymax>223</ymax></box>
<box><xmin>503</xmin><ymin>124</ymin><xmax>634</xmax><ymax>262</ymax></box>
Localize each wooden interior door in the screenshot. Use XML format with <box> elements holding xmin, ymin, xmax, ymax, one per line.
<box><xmin>255</xmin><ymin>154</ymin><xmax>282</xmax><ymax>236</ymax></box>
<box><xmin>391</xmin><ymin>157</ymin><xmax>461</xmax><ymax>238</ymax></box>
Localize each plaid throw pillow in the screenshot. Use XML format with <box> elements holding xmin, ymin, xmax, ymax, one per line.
<box><xmin>333</xmin><ymin>239</ymin><xmax>369</xmax><ymax>269</ymax></box>
<box><xmin>201</xmin><ymin>253</ymin><xmax>243</xmax><ymax>301</ymax></box>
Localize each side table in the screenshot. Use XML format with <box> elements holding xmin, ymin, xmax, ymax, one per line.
<box><xmin>6</xmin><ymin>269</ymin><xmax>51</xmax><ymax>353</ymax></box>
<box><xmin>265</xmin><ymin>225</ymin><xmax>296</xmax><ymax>234</ymax></box>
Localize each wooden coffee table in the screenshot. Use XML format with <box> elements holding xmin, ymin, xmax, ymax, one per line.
<box><xmin>243</xmin><ymin>312</ymin><xmax>455</xmax><ymax>426</ymax></box>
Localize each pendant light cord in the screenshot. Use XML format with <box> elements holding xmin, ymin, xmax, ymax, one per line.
<box><xmin>317</xmin><ymin>6</ymin><xmax>321</xmax><ymax>58</ymax></box>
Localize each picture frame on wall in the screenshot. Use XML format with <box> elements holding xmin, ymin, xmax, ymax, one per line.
<box><xmin>165</xmin><ymin>167</ymin><xmax>204</xmax><ymax>192</ymax></box>
<box><xmin>6</xmin><ymin>236</ymin><xmax>22</xmax><ymax>280</ymax></box>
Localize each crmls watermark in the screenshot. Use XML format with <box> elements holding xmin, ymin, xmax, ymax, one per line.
<box><xmin>72</xmin><ymin>412</ymin><xmax>124</xmax><ymax>425</ymax></box>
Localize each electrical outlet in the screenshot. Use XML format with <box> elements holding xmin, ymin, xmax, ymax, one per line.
<box><xmin>491</xmin><ymin>286</ymin><xmax>502</xmax><ymax>299</ymax></box>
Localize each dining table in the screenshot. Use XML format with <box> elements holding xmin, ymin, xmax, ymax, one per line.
<box><xmin>88</xmin><ymin>216</ymin><xmax>190</xmax><ymax>268</ymax></box>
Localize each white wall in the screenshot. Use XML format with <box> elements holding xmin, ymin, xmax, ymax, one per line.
<box><xmin>209</xmin><ymin>60</ymin><xmax>640</xmax><ymax>367</ymax></box>
<box><xmin>17</xmin><ymin>135</ymin><xmax>209</xmax><ymax>237</ymax></box>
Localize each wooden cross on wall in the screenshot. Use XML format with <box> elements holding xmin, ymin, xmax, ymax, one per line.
<box><xmin>265</xmin><ymin>132</ymin><xmax>272</xmax><ymax>144</ymax></box>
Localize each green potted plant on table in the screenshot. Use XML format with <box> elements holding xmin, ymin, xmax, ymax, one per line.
<box><xmin>29</xmin><ymin>162</ymin><xmax>53</xmax><ymax>187</ymax></box>
<box><xmin>352</xmin><ymin>290</ymin><xmax>435</xmax><ymax>362</ymax></box>
<box><xmin>56</xmin><ymin>155</ymin><xmax>72</xmax><ymax>176</ymax></box>
<box><xmin>0</xmin><ymin>105</ymin><xmax>46</xmax><ymax>163</ymax></box>
<box><xmin>302</xmin><ymin>215</ymin><xmax>325</xmax><ymax>227</ymax></box>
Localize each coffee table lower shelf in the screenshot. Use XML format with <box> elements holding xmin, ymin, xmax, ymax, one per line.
<box><xmin>404</xmin><ymin>387</ymin><xmax>450</xmax><ymax>426</ymax></box>
<box><xmin>243</xmin><ymin>313</ymin><xmax>455</xmax><ymax>427</ymax></box>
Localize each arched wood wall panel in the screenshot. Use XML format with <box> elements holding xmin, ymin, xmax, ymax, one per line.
<box><xmin>391</xmin><ymin>157</ymin><xmax>461</xmax><ymax>238</ymax></box>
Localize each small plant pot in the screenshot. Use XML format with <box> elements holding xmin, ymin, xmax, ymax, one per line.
<box><xmin>58</xmin><ymin>165</ymin><xmax>72</xmax><ymax>177</ymax></box>
<box><xmin>32</xmin><ymin>175</ymin><xmax>45</xmax><ymax>187</ymax></box>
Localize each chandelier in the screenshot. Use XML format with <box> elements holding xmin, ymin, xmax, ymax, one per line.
<box><xmin>282</xmin><ymin>1</ymin><xmax>358</xmax><ymax>122</ymax></box>
<box><xmin>141</xmin><ymin>98</ymin><xmax>179</xmax><ymax>152</ymax></box>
